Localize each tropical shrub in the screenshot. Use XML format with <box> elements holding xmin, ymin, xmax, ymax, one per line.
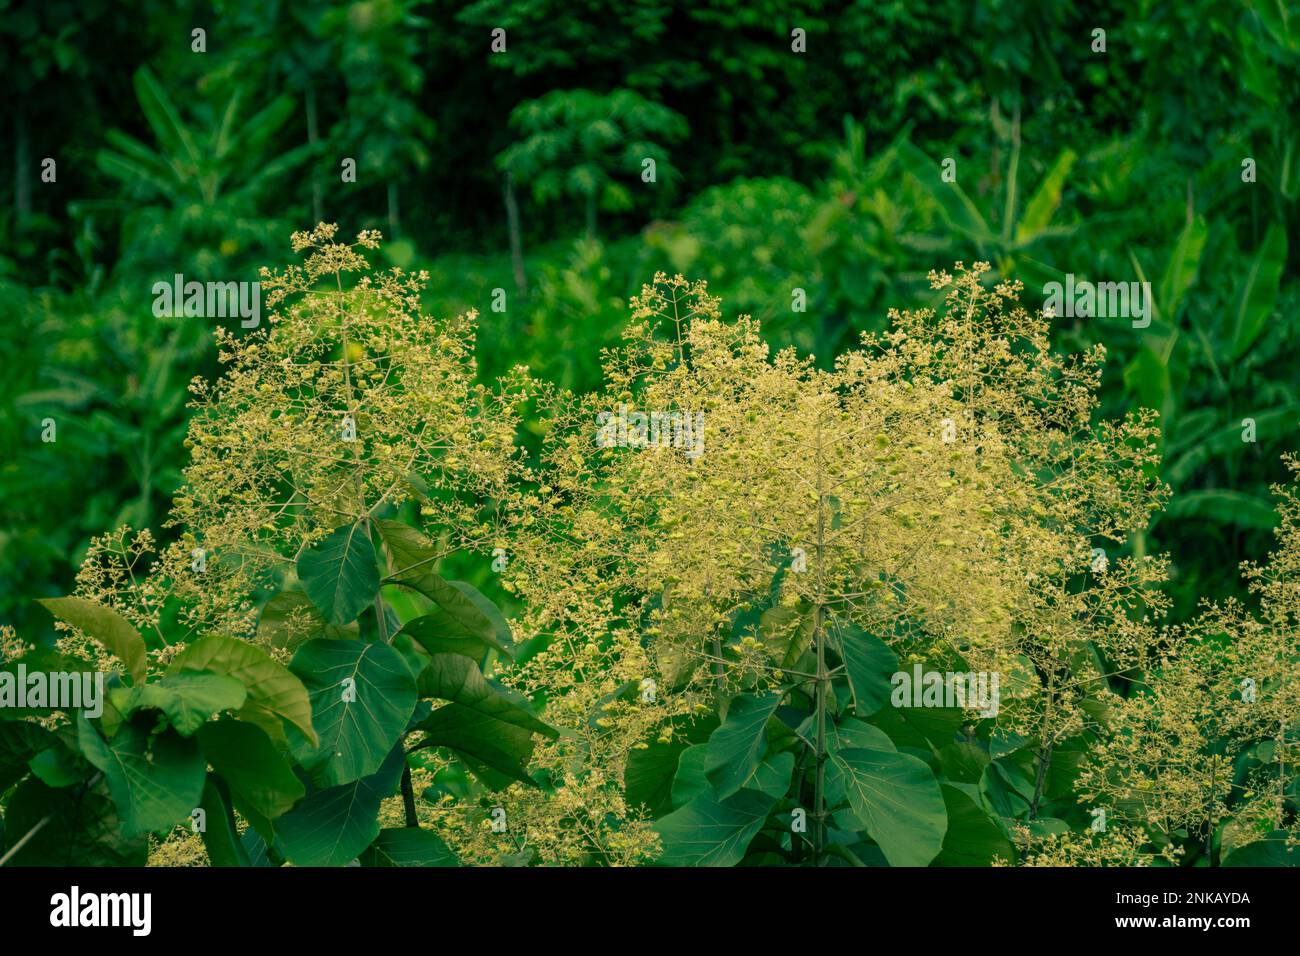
<box><xmin>84</xmin><ymin>66</ymin><xmax>317</xmax><ymax>277</ymax></box>
<box><xmin>498</xmin><ymin>263</ymin><xmax>1169</xmax><ymax>866</ymax></box>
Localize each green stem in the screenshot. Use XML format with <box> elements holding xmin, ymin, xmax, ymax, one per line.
<box><xmin>1030</xmin><ymin>678</ymin><xmax>1054</xmax><ymax>819</ymax></box>
<box><xmin>812</xmin><ymin>413</ymin><xmax>829</xmax><ymax>864</ymax></box>
<box><xmin>400</xmin><ymin>758</ymin><xmax>419</xmax><ymax>829</ymax></box>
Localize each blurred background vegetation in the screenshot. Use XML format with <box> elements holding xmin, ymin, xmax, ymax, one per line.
<box><xmin>2</xmin><ymin>0</ymin><xmax>1298</xmax><ymax>635</ymax></box>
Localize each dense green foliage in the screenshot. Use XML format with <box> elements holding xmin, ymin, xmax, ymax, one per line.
<box><xmin>5</xmin><ymin>1</ymin><xmax>1298</xmax><ymax>630</ymax></box>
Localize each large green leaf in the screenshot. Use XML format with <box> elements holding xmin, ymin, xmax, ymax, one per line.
<box><xmin>98</xmin><ymin>129</ymin><xmax>175</xmax><ymax>195</ymax></box>
<box><xmin>1165</xmin><ymin>489</ymin><xmax>1278</xmax><ymax>531</ymax></box>
<box><xmin>652</xmin><ymin>788</ymin><xmax>779</xmax><ymax>867</ymax></box>
<box><xmin>1015</xmin><ymin>148</ymin><xmax>1077</xmax><ymax>244</ymax></box>
<box><xmin>379</xmin><ymin>520</ymin><xmax>512</xmax><ymax>653</ymax></box>
<box><xmin>1123</xmin><ymin>345</ymin><xmax>1172</xmax><ymax>426</ymax></box>
<box><xmin>1226</xmin><ymin>223</ymin><xmax>1286</xmax><ymax>359</ymax></box>
<box><xmin>275</xmin><ymin>745</ymin><xmax>406</xmax><ymax>867</ymax></box>
<box><xmin>397</xmin><ymin>609</ymin><xmax>512</xmax><ymax>661</ymax></box>
<box><xmin>624</xmin><ymin>714</ymin><xmax>718</xmax><ymax>816</ymax></box>
<box><xmin>936</xmin><ymin>741</ymin><xmax>991</xmax><ymax>783</ymax></box>
<box><xmin>1222</xmin><ymin>832</ymin><xmax>1297</xmax><ymax>866</ymax></box>
<box><xmin>28</xmin><ymin>736</ymin><xmax>89</xmax><ymax>789</ymax></box>
<box><xmin>1252</xmin><ymin>0</ymin><xmax>1299</xmax><ymax>52</ymax></box>
<box><xmin>393</xmin><ymin>571</ymin><xmax>513</xmax><ymax>656</ymax></box>
<box><xmin>1157</xmin><ymin>214</ymin><xmax>1208</xmax><ymax>321</ymax></box>
<box><xmin>838</xmin><ymin>625</ymin><xmax>898</xmax><ymax>716</ymax></box>
<box><xmin>38</xmin><ymin>596</ymin><xmax>147</xmax><ymax>685</ymax></box>
<box><xmin>416</xmin><ymin>654</ymin><xmax>552</xmax><ymax>737</ymax></box>
<box><xmin>77</xmin><ymin>714</ymin><xmax>206</xmax><ymax>837</ymax></box>
<box><xmin>197</xmin><ymin>776</ymin><xmax>252</xmax><ymax>867</ymax></box>
<box><xmin>375</xmin><ymin>518</ymin><xmax>435</xmax><ymax>576</ymax></box>
<box><xmin>290</xmin><ymin>639</ymin><xmax>417</xmax><ymax>787</ymax></box>
<box><xmin>705</xmin><ymin>692</ymin><xmax>782</xmax><ymax>798</ymax></box>
<box><xmin>827</xmin><ymin>747</ymin><xmax>947</xmax><ymax>867</ymax></box>
<box><xmin>168</xmin><ymin>634</ymin><xmax>317</xmax><ymax>747</ymax></box>
<box><xmin>980</xmin><ymin>759</ymin><xmax>1035</xmax><ymax>820</ymax></box>
<box><xmin>133</xmin><ymin>66</ymin><xmax>199</xmax><ymax>169</ymax></box>
<box><xmin>868</xmin><ymin>700</ymin><xmax>967</xmax><ymax>751</ymax></box>
<box><xmin>626</xmin><ymin>738</ymin><xmax>689</xmax><ymax>816</ymax></box>
<box><xmin>748</xmin><ymin>751</ymin><xmax>796</xmax><ymax>800</ymax></box>
<box><xmin>197</xmin><ymin>719</ymin><xmax>305</xmax><ymax>823</ymax></box>
<box><xmin>671</xmin><ymin>744</ymin><xmax>711</xmax><ymax>807</ymax></box>
<box><xmin>115</xmin><ymin>672</ymin><xmax>247</xmax><ymax>736</ymax></box>
<box><xmin>827</xmin><ymin>717</ymin><xmax>896</xmax><ymax>753</ymax></box>
<box><xmin>240</xmin><ymin>827</ymin><xmax>279</xmax><ymax>867</ymax></box>
<box><xmin>224</xmin><ymin>94</ymin><xmax>295</xmax><ymax>162</ymax></box>
<box><xmin>360</xmin><ymin>827</ymin><xmax>459</xmax><ymax>867</ymax></box>
<box><xmin>934</xmin><ymin>784</ymin><xmax>1015</xmax><ymax>866</ymax></box>
<box><xmin>412</xmin><ymin>703</ymin><xmax>543</xmax><ymax>789</ymax></box>
<box><xmin>1165</xmin><ymin>405</ymin><xmax>1300</xmax><ymax>485</ymax></box>
<box><xmin>297</xmin><ymin>523</ymin><xmax>381</xmax><ymax>626</ymax></box>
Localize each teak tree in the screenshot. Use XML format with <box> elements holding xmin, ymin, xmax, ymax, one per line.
<box><xmin>1</xmin><ymin>226</ymin><xmax>553</xmax><ymax>867</ymax></box>
<box><xmin>500</xmin><ymin>265</ymin><xmax>1167</xmax><ymax>866</ymax></box>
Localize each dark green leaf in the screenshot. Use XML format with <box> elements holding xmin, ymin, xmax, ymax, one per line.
<box><xmin>416</xmin><ymin>654</ymin><xmax>552</xmax><ymax>736</ymax></box>
<box><xmin>168</xmin><ymin>634</ymin><xmax>317</xmax><ymax>748</ymax></box>
<box><xmin>297</xmin><ymin>523</ymin><xmax>381</xmax><ymax>625</ymax></box>
<box><xmin>290</xmin><ymin>639</ymin><xmax>417</xmax><ymax>787</ymax></box>
<box><xmin>397</xmin><ymin>613</ymin><xmax>505</xmax><ymax>661</ymax></box>
<box><xmin>38</xmin><ymin>596</ymin><xmax>147</xmax><ymax>685</ymax></box>
<box><xmin>652</xmin><ymin>788</ymin><xmax>779</xmax><ymax>867</ymax></box>
<box><xmin>197</xmin><ymin>719</ymin><xmax>305</xmax><ymax>822</ymax></box>
<box><xmin>980</xmin><ymin>759</ymin><xmax>1034</xmax><ymax>820</ymax></box>
<box><xmin>838</xmin><ymin>626</ymin><xmax>898</xmax><ymax>716</ymax></box>
<box><xmin>374</xmin><ymin>518</ymin><xmax>434</xmax><ymax>576</ymax></box>
<box><xmin>360</xmin><ymin>827</ymin><xmax>459</xmax><ymax>867</ymax></box>
<box><xmin>77</xmin><ymin>714</ymin><xmax>206</xmax><ymax>837</ymax></box>
<box><xmin>2</xmin><ymin>777</ymin><xmax>147</xmax><ymax>866</ymax></box>
<box><xmin>394</xmin><ymin>571</ymin><xmax>513</xmax><ymax>656</ymax></box>
<box><xmin>868</xmin><ymin>703</ymin><xmax>966</xmax><ymax>751</ymax></box>
<box><xmin>624</xmin><ymin>715</ymin><xmax>717</xmax><ymax>816</ymax></box>
<box><xmin>197</xmin><ymin>776</ymin><xmax>252</xmax><ymax>867</ymax></box>
<box><xmin>671</xmin><ymin>744</ymin><xmax>710</xmax><ymax>807</ymax></box>
<box><xmin>412</xmin><ymin>703</ymin><xmax>541</xmax><ymax>789</ymax></box>
<box><xmin>116</xmin><ymin>672</ymin><xmax>247</xmax><ymax>736</ymax></box>
<box><xmin>1227</xmin><ymin>223</ymin><xmax>1286</xmax><ymax>359</ymax></box>
<box><xmin>937</xmin><ymin>741</ymin><xmax>991</xmax><ymax>783</ymax></box>
<box><xmin>0</xmin><ymin>721</ymin><xmax>54</xmax><ymax>791</ymax></box>
<box><xmin>934</xmin><ymin>784</ymin><xmax>1015</xmax><ymax>866</ymax></box>
<box><xmin>827</xmin><ymin>747</ymin><xmax>947</xmax><ymax>867</ymax></box>
<box><xmin>705</xmin><ymin>692</ymin><xmax>782</xmax><ymax>798</ymax></box>
<box><xmin>276</xmin><ymin>745</ymin><xmax>406</xmax><ymax>867</ymax></box>
<box><xmin>1222</xmin><ymin>833</ymin><xmax>1297</xmax><ymax>866</ymax></box>
<box><xmin>1158</xmin><ymin>214</ymin><xmax>1208</xmax><ymax>321</ymax></box>
<box><xmin>1165</xmin><ymin>489</ymin><xmax>1278</xmax><ymax>531</ymax></box>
